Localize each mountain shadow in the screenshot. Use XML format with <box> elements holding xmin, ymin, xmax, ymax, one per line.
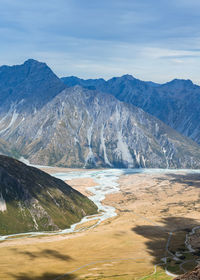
<box><xmin>8</xmin><ymin>248</ymin><xmax>75</xmax><ymax>280</ymax></box>
<box><xmin>10</xmin><ymin>248</ymin><xmax>73</xmax><ymax>262</ymax></box>
<box><xmin>132</xmin><ymin>216</ymin><xmax>200</xmax><ymax>275</ymax></box>
<box><xmin>10</xmin><ymin>272</ymin><xmax>76</xmax><ymax>280</ymax></box>
<box><xmin>164</xmin><ymin>173</ymin><xmax>200</xmax><ymax>189</ymax></box>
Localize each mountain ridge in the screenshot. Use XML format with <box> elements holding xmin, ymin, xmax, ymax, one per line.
<box><xmin>1</xmin><ymin>84</ymin><xmax>199</xmax><ymax>168</ymax></box>
<box><xmin>0</xmin><ymin>155</ymin><xmax>97</xmax><ymax>235</ymax></box>
<box><xmin>0</xmin><ymin>59</ymin><xmax>66</xmax><ymax>113</ymax></box>
<box><xmin>62</xmin><ymin>74</ymin><xmax>200</xmax><ymax>144</ymax></box>
<box><xmin>0</xmin><ymin>59</ymin><xmax>199</xmax><ymax>168</ymax></box>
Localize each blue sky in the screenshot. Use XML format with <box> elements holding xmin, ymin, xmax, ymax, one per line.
<box><xmin>1</xmin><ymin>0</ymin><xmax>200</xmax><ymax>83</ymax></box>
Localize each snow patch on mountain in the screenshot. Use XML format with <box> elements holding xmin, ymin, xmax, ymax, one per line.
<box><xmin>100</xmin><ymin>125</ymin><xmax>112</xmax><ymax>167</ymax></box>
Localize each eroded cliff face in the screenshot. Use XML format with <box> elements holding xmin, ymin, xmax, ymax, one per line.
<box><xmin>0</xmin><ymin>85</ymin><xmax>199</xmax><ymax>168</ymax></box>
<box><xmin>62</xmin><ymin>75</ymin><xmax>200</xmax><ymax>145</ymax></box>
<box><xmin>0</xmin><ymin>155</ymin><xmax>97</xmax><ymax>235</ymax></box>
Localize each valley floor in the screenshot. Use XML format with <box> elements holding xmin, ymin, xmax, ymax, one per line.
<box><xmin>0</xmin><ymin>168</ymin><xmax>200</xmax><ymax>280</ymax></box>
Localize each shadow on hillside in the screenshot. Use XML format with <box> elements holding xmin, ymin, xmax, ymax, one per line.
<box><xmin>10</xmin><ymin>249</ymin><xmax>75</xmax><ymax>279</ymax></box>
<box><xmin>132</xmin><ymin>216</ymin><xmax>200</xmax><ymax>272</ymax></box>
<box><xmin>10</xmin><ymin>272</ymin><xmax>76</xmax><ymax>280</ymax></box>
<box><xmin>122</xmin><ymin>170</ymin><xmax>200</xmax><ymax>190</ymax></box>
<box><xmin>165</xmin><ymin>173</ymin><xmax>200</xmax><ymax>189</ymax></box>
<box><xmin>10</xmin><ymin>248</ymin><xmax>73</xmax><ymax>262</ymax></box>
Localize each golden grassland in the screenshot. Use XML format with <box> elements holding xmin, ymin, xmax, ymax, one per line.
<box><xmin>0</xmin><ymin>169</ymin><xmax>200</xmax><ymax>280</ymax></box>
<box><xmin>74</xmin><ymin>219</ymin><xmax>99</xmax><ymax>231</ymax></box>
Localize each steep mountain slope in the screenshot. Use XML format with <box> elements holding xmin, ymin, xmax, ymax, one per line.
<box><xmin>0</xmin><ymin>155</ymin><xmax>97</xmax><ymax>235</ymax></box>
<box><xmin>0</xmin><ymin>138</ymin><xmax>13</xmax><ymax>157</ymax></box>
<box><xmin>0</xmin><ymin>60</ymin><xmax>66</xmax><ymax>156</ymax></box>
<box><xmin>1</xmin><ymin>85</ymin><xmax>200</xmax><ymax>169</ymax></box>
<box><xmin>62</xmin><ymin>75</ymin><xmax>200</xmax><ymax>144</ymax></box>
<box><xmin>0</xmin><ymin>59</ymin><xmax>199</xmax><ymax>169</ymax></box>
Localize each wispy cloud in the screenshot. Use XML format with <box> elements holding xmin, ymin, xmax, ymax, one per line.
<box><xmin>0</xmin><ymin>0</ymin><xmax>200</xmax><ymax>83</ymax></box>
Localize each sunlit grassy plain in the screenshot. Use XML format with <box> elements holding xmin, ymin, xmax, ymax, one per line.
<box><xmin>0</xmin><ymin>171</ymin><xmax>200</xmax><ymax>279</ymax></box>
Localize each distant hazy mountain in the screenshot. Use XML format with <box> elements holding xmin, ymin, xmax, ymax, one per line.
<box><xmin>62</xmin><ymin>75</ymin><xmax>200</xmax><ymax>144</ymax></box>
<box><xmin>0</xmin><ymin>59</ymin><xmax>200</xmax><ymax>169</ymax></box>
<box><xmin>0</xmin><ymin>155</ymin><xmax>97</xmax><ymax>235</ymax></box>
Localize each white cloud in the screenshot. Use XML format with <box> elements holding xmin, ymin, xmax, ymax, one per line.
<box><xmin>1</xmin><ymin>0</ymin><xmax>200</xmax><ymax>85</ymax></box>
<box><xmin>141</xmin><ymin>47</ymin><xmax>200</xmax><ymax>59</ymax></box>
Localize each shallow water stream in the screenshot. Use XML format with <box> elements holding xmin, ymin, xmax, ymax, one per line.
<box><xmin>0</xmin><ymin>168</ymin><xmax>200</xmax><ymax>241</ymax></box>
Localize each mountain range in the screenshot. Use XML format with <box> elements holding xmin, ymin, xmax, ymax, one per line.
<box><xmin>0</xmin><ymin>59</ymin><xmax>199</xmax><ymax>168</ymax></box>
<box><xmin>62</xmin><ymin>74</ymin><xmax>200</xmax><ymax>145</ymax></box>
<box><xmin>0</xmin><ymin>155</ymin><xmax>97</xmax><ymax>235</ymax></box>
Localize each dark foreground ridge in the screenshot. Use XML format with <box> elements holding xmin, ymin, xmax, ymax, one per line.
<box><xmin>0</xmin><ymin>155</ymin><xmax>97</xmax><ymax>235</ymax></box>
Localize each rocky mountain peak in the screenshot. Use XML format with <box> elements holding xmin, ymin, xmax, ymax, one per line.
<box><xmin>120</xmin><ymin>74</ymin><xmax>136</xmax><ymax>80</ymax></box>
<box><xmin>23</xmin><ymin>58</ymin><xmax>44</xmax><ymax>66</ymax></box>
<box><xmin>164</xmin><ymin>78</ymin><xmax>194</xmax><ymax>89</ymax></box>
<box><xmin>61</xmin><ymin>73</ymin><xmax>200</xmax><ymax>145</ymax></box>
<box><xmin>22</xmin><ymin>59</ymin><xmax>51</xmax><ymax>73</ymax></box>
<box><xmin>0</xmin><ymin>59</ymin><xmax>66</xmax><ymax>112</ymax></box>
<box><xmin>23</xmin><ymin>58</ymin><xmax>43</xmax><ymax>65</ymax></box>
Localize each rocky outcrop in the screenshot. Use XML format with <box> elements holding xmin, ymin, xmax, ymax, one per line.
<box><xmin>174</xmin><ymin>266</ymin><xmax>200</xmax><ymax>280</ymax></box>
